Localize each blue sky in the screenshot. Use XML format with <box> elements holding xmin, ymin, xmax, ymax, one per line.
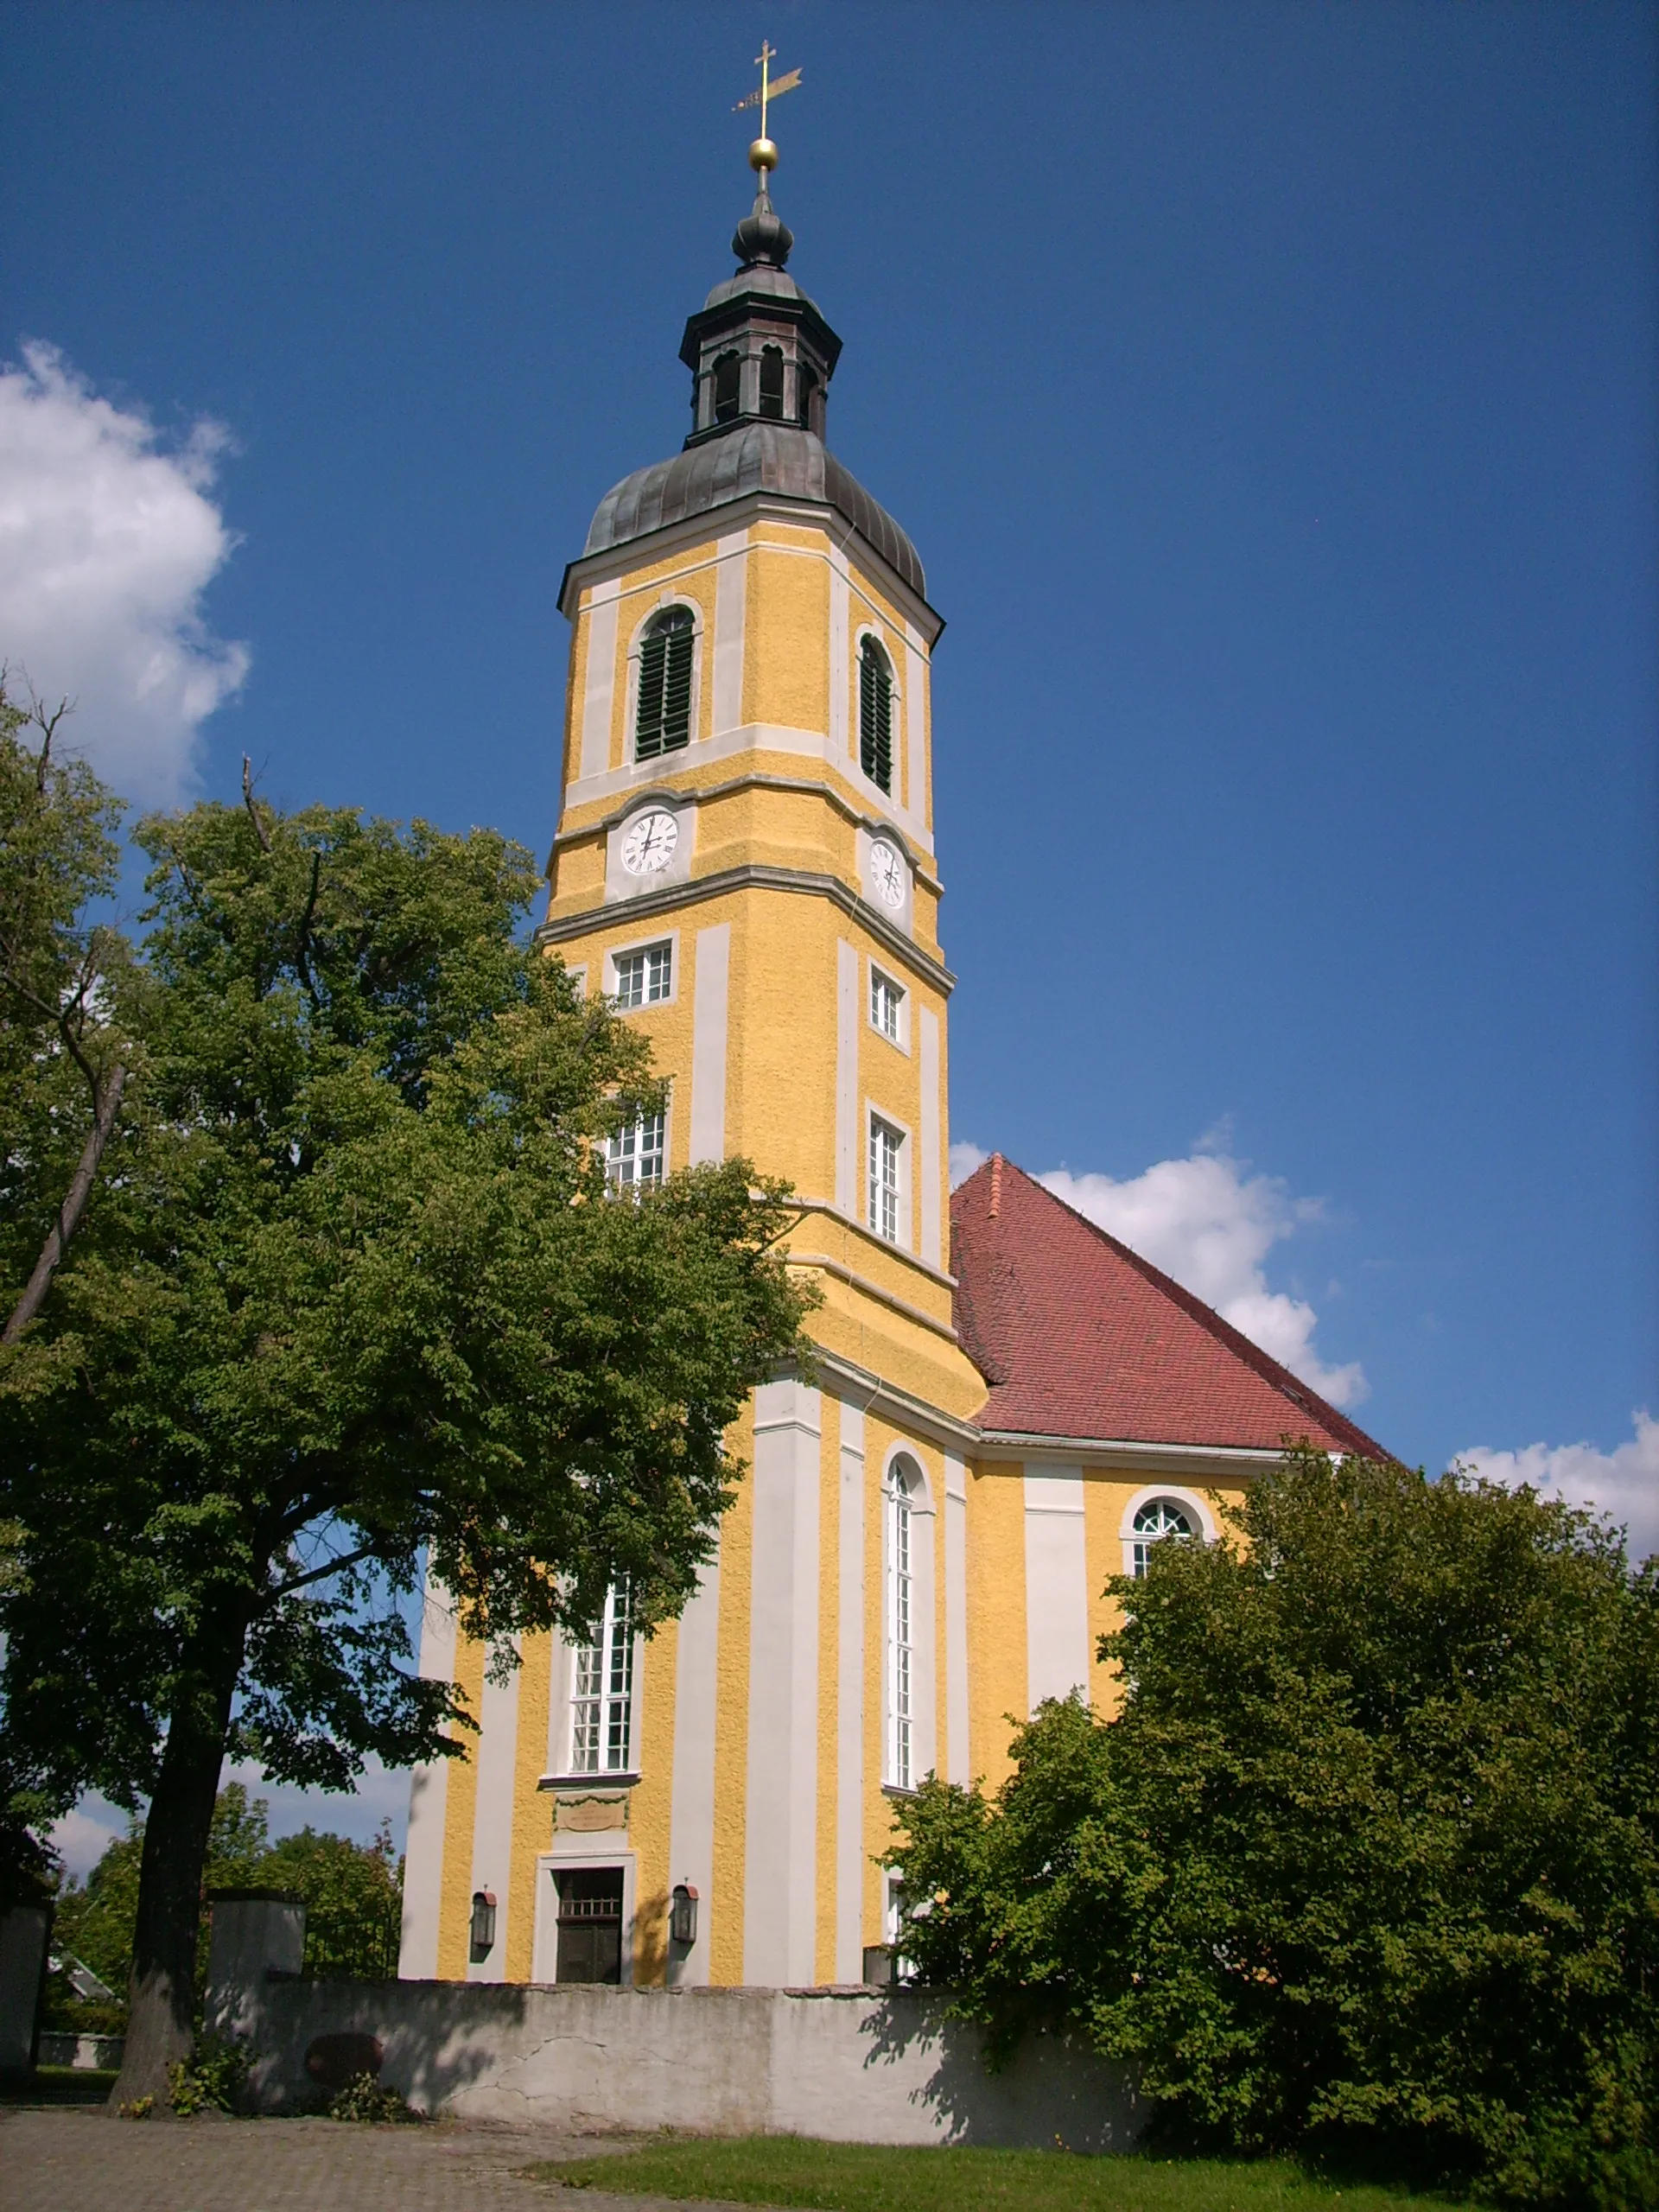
<box><xmin>5</xmin><ymin>3</ymin><xmax>1654</xmax><ymax>1864</ymax></box>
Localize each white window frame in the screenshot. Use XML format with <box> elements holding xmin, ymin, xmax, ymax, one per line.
<box><xmin>566</xmin><ymin>1582</ymin><xmax>638</xmax><ymax>1777</ymax></box>
<box><xmin>868</xmin><ymin>962</ymin><xmax>907</xmax><ymax>1051</ymax></box>
<box><xmin>1118</xmin><ymin>1485</ymin><xmax>1217</xmax><ymax>1579</ymax></box>
<box><xmin>606</xmin><ymin>1105</ymin><xmax>667</xmax><ymax>1194</ymax></box>
<box><xmin>884</xmin><ymin>1461</ymin><xmax>919</xmax><ymax>1791</ymax></box>
<box><xmin>868</xmin><ymin>1111</ymin><xmax>906</xmax><ymax>1247</ymax></box>
<box><xmin>624</xmin><ymin>594</ymin><xmax>703</xmax><ymax>762</ymax></box>
<box><xmin>605</xmin><ymin>931</ymin><xmax>678</xmax><ymax>1010</ymax></box>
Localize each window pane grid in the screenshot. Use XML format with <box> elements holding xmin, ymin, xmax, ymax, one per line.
<box><xmin>607</xmin><ymin>1109</ymin><xmax>665</xmax><ymax>1192</ymax></box>
<box><xmin>870</xmin><ymin>1118</ymin><xmax>901</xmax><ymax>1244</ymax></box>
<box><xmin>613</xmin><ymin>943</ymin><xmax>671</xmax><ymax>1009</ymax></box>
<box><xmin>569</xmin><ymin>1582</ymin><xmax>634</xmax><ymax>1774</ymax></box>
<box><xmin>1131</xmin><ymin>1498</ymin><xmax>1194</xmax><ymax>1578</ymax></box>
<box><xmin>871</xmin><ymin>971</ymin><xmax>902</xmax><ymax>1042</ymax></box>
<box><xmin>887</xmin><ymin>1480</ymin><xmax>913</xmax><ymax>1789</ymax></box>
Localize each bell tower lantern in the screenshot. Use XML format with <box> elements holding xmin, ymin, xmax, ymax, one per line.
<box><xmin>679</xmin><ymin>168</ymin><xmax>842</xmax><ymax>442</ymax></box>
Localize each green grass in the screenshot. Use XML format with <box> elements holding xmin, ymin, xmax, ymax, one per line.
<box><xmin>534</xmin><ymin>2135</ymin><xmax>1459</xmax><ymax>2212</ymax></box>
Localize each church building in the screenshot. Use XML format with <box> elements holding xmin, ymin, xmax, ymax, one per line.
<box><xmin>398</xmin><ymin>144</ymin><xmax>1382</xmax><ymax>1997</ymax></box>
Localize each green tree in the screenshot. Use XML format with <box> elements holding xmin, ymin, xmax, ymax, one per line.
<box><xmin>890</xmin><ymin>1452</ymin><xmax>1659</xmax><ymax>2208</ymax></box>
<box><xmin>1</xmin><ymin>780</ymin><xmax>810</xmax><ymax>2104</ymax></box>
<box><xmin>48</xmin><ymin>1783</ymin><xmax>400</xmax><ymax>2026</ymax></box>
<box><xmin>0</xmin><ymin>679</ymin><xmax>132</xmax><ymax>1351</ymax></box>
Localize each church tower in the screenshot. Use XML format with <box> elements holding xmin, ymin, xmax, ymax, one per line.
<box><xmin>398</xmin><ymin>124</ymin><xmax>1384</xmax><ymax>2009</ymax></box>
<box><xmin>401</xmin><ymin>141</ymin><xmax>987</xmax><ymax>1999</ymax></box>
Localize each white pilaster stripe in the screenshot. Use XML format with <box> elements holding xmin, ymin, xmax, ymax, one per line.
<box><xmin>943</xmin><ymin>1453</ymin><xmax>969</xmax><ymax>1788</ymax></box>
<box><xmin>579</xmin><ymin>582</ymin><xmax>620</xmax><ymax>781</ymax></box>
<box><xmin>919</xmin><ymin>1007</ymin><xmax>941</xmax><ymax>1268</ymax></box>
<box><xmin>397</xmin><ymin>1573</ymin><xmax>458</xmax><ymax>1980</ymax></box>
<box><xmin>666</xmin><ymin>1538</ymin><xmax>722</xmax><ymax>1986</ymax></box>
<box><xmin>689</xmin><ymin>924</ymin><xmax>730</xmax><ymax>1166</ymax></box>
<box><xmin>835</xmin><ymin>940</ymin><xmax>858</xmax><ymax>1214</ymax></box>
<box><xmin>1022</xmin><ymin>1465</ymin><xmax>1090</xmax><ymax>1712</ymax></box>
<box><xmin>828</xmin><ymin>550</ymin><xmax>850</xmax><ymax>759</ymax></box>
<box><xmin>466</xmin><ymin>1643</ymin><xmax>522</xmax><ymax>1983</ymax></box>
<box><xmin>712</xmin><ymin>531</ymin><xmax>747</xmax><ymax>734</ymax></box>
<box><xmin>743</xmin><ymin>1379</ymin><xmax>823</xmax><ymax>1986</ymax></box>
<box><xmin>835</xmin><ymin>1397</ymin><xmax>867</xmax><ymax>1983</ymax></box>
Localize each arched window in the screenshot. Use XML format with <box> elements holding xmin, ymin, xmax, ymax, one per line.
<box><xmin>885</xmin><ymin>1460</ymin><xmax>920</xmax><ymax>1788</ymax></box>
<box><xmin>635</xmin><ymin>607</ymin><xmax>694</xmax><ymax>760</ymax></box>
<box><xmin>798</xmin><ymin>362</ymin><xmax>818</xmax><ymax>431</ymax></box>
<box><xmin>859</xmin><ymin>636</ymin><xmax>893</xmax><ymax>793</ymax></box>
<box><xmin>1131</xmin><ymin>1497</ymin><xmax>1194</xmax><ymax>1579</ymax></box>
<box><xmin>713</xmin><ymin>352</ymin><xmax>741</xmax><ymax>423</ymax></box>
<box><xmin>759</xmin><ymin>345</ymin><xmax>785</xmax><ymax>420</ymax></box>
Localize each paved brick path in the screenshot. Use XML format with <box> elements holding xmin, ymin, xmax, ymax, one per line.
<box><xmin>0</xmin><ymin>2107</ymin><xmax>705</xmax><ymax>2212</ymax></box>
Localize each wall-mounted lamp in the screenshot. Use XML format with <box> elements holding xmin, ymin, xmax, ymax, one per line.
<box><xmin>670</xmin><ymin>1881</ymin><xmax>698</xmax><ymax>1948</ymax></box>
<box><xmin>469</xmin><ymin>1890</ymin><xmax>497</xmax><ymax>1962</ymax></box>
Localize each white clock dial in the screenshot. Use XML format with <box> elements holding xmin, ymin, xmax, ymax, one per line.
<box><xmin>620</xmin><ymin>809</ymin><xmax>679</xmax><ymax>875</ymax></box>
<box><xmin>868</xmin><ymin>840</ymin><xmax>906</xmax><ymax>910</ymax></box>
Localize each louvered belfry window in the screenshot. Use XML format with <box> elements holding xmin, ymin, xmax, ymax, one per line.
<box><xmin>636</xmin><ymin>608</ymin><xmax>695</xmax><ymax>760</ymax></box>
<box><xmin>859</xmin><ymin>635</ymin><xmax>893</xmax><ymax>793</ymax></box>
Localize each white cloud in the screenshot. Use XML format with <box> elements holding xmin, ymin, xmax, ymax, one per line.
<box><xmin>1460</xmin><ymin>1410</ymin><xmax>1659</xmax><ymax>1566</ymax></box>
<box><xmin>1039</xmin><ymin>1150</ymin><xmax>1370</xmax><ymax>1408</ymax></box>
<box><xmin>949</xmin><ymin>1140</ymin><xmax>988</xmax><ymax>1187</ymax></box>
<box><xmin>0</xmin><ymin>341</ymin><xmax>249</xmax><ymax>804</ymax></box>
<box><xmin>49</xmin><ymin>1795</ymin><xmax>128</xmax><ymax>1881</ymax></box>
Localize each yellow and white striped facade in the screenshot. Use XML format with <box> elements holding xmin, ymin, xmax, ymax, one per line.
<box><xmin>395</xmin><ymin>474</ymin><xmax>1271</xmax><ymax>1993</ymax></box>
<box><xmin>390</xmin><ymin>188</ymin><xmax>1340</xmax><ymax>1989</ymax></box>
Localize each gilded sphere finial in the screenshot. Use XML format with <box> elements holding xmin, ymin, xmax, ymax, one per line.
<box><xmin>748</xmin><ymin>137</ymin><xmax>779</xmax><ymax>173</ymax></box>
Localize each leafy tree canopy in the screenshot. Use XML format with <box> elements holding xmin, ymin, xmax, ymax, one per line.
<box><xmin>889</xmin><ymin>1451</ymin><xmax>1659</xmax><ymax>2209</ymax></box>
<box><xmin>0</xmin><ymin>768</ymin><xmax>811</xmax><ymax>2099</ymax></box>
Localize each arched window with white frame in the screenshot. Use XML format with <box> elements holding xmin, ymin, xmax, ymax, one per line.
<box><xmin>1129</xmin><ymin>1496</ymin><xmax>1195</xmax><ymax>1578</ymax></box>
<box><xmin>885</xmin><ymin>1459</ymin><xmax>922</xmax><ymax>1789</ymax></box>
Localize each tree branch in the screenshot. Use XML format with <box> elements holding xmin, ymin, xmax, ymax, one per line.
<box><xmin>241</xmin><ymin>755</ymin><xmax>271</xmax><ymax>854</ymax></box>
<box><xmin>292</xmin><ymin>849</ymin><xmax>323</xmax><ymax>1013</ymax></box>
<box><xmin>264</xmin><ymin>1537</ymin><xmax>383</xmax><ymax>1601</ymax></box>
<box><xmin>3</xmin><ymin>1061</ymin><xmax>127</xmax><ymax>1344</ymax></box>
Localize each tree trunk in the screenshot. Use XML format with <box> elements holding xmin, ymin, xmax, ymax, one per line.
<box><xmin>109</xmin><ymin>1626</ymin><xmax>245</xmax><ymax>2108</ymax></box>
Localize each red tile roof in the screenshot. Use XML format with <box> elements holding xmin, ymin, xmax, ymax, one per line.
<box><xmin>951</xmin><ymin>1154</ymin><xmax>1387</xmax><ymax>1457</ymax></box>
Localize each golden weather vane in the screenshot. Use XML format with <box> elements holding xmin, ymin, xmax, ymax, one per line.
<box><xmin>733</xmin><ymin>40</ymin><xmax>801</xmax><ymax>171</ymax></box>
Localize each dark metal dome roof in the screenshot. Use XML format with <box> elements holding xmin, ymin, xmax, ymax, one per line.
<box><xmin>582</xmin><ymin>423</ymin><xmax>925</xmax><ymax>601</ymax></box>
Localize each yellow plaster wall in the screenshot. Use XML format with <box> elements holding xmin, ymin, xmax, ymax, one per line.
<box><xmin>963</xmin><ymin>1463</ymin><xmax>1027</xmax><ymax>1791</ymax></box>
<box><xmin>629</xmin><ymin>1619</ymin><xmax>678</xmax><ymax>1985</ymax></box>
<box><xmin>504</xmin><ymin>1631</ymin><xmax>553</xmax><ymax>1982</ymax></box>
<box><xmin>435</xmin><ymin>1636</ymin><xmax>486</xmax><ymax>1980</ymax></box>
<box><xmin>745</xmin><ymin>543</ymin><xmax>830</xmax><ymax>740</ymax></box>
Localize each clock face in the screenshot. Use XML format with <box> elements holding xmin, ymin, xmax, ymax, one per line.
<box><xmin>620</xmin><ymin>809</ymin><xmax>679</xmax><ymax>876</ymax></box>
<box><xmin>868</xmin><ymin>840</ymin><xmax>906</xmax><ymax>910</ymax></box>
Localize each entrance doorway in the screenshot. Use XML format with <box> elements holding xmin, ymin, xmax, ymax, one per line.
<box><xmin>554</xmin><ymin>1865</ymin><xmax>626</xmax><ymax>1983</ymax></box>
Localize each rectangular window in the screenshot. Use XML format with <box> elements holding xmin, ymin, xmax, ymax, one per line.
<box><xmin>607</xmin><ymin>1110</ymin><xmax>665</xmax><ymax>1192</ymax></box>
<box><xmin>569</xmin><ymin>1583</ymin><xmax>634</xmax><ymax>1776</ymax></box>
<box><xmin>870</xmin><ymin>969</ymin><xmax>904</xmax><ymax>1044</ymax></box>
<box><xmin>612</xmin><ymin>942</ymin><xmax>671</xmax><ymax>1008</ymax></box>
<box><xmin>870</xmin><ymin>1116</ymin><xmax>903</xmax><ymax>1245</ymax></box>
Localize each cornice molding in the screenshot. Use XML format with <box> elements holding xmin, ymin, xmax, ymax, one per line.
<box><xmin>535</xmin><ymin>861</ymin><xmax>957</xmax><ymax>996</ymax></box>
<box><xmin>560</xmin><ymin>486</ymin><xmax>944</xmax><ymax>645</ymax></box>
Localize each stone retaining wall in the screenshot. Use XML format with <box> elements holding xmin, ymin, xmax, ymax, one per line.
<box><xmin>217</xmin><ymin>1976</ymin><xmax>1141</xmax><ymax>2151</ymax></box>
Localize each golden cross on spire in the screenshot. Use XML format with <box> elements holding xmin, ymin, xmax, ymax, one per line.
<box><xmin>734</xmin><ymin>39</ymin><xmax>801</xmax><ymax>168</ymax></box>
